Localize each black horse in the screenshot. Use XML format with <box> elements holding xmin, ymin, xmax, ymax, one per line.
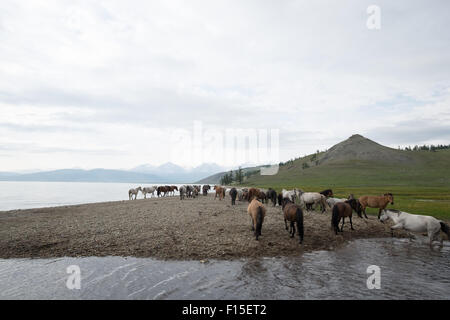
<box><xmin>202</xmin><ymin>184</ymin><xmax>211</xmax><ymax>196</ymax></box>
<box><xmin>266</xmin><ymin>188</ymin><xmax>278</xmax><ymax>206</ymax></box>
<box><xmin>277</xmin><ymin>193</ymin><xmax>283</xmax><ymax>206</ymax></box>
<box><xmin>229</xmin><ymin>187</ymin><xmax>237</xmax><ymax>205</ymax></box>
<box><xmin>317</xmin><ymin>189</ymin><xmax>334</xmax><ymax>211</ymax></box>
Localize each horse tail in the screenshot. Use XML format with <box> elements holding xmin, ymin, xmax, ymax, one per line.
<box><xmin>296</xmin><ymin>207</ymin><xmax>304</xmax><ymax>244</ymax></box>
<box><xmin>331</xmin><ymin>205</ymin><xmax>340</xmax><ymax>233</ymax></box>
<box><xmin>255</xmin><ymin>207</ymin><xmax>264</xmax><ymax>240</ymax></box>
<box><xmin>440</xmin><ymin>221</ymin><xmax>450</xmax><ymax>239</ymax></box>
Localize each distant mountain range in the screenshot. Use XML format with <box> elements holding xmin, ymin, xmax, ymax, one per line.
<box><xmin>0</xmin><ymin>162</ymin><xmax>229</xmax><ymax>183</ymax></box>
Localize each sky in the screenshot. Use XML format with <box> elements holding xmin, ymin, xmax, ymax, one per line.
<box><xmin>1</xmin><ymin>0</ymin><xmax>449</xmax><ymax>172</ymax></box>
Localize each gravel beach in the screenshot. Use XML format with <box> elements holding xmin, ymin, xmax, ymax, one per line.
<box><xmin>0</xmin><ymin>194</ymin><xmax>410</xmax><ymax>260</ymax></box>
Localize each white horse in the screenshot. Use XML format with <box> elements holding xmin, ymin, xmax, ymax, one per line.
<box><xmin>282</xmin><ymin>189</ymin><xmax>301</xmax><ymax>202</ymax></box>
<box><xmin>299</xmin><ymin>192</ymin><xmax>330</xmax><ymax>213</ymax></box>
<box><xmin>179</xmin><ymin>185</ymin><xmax>186</xmax><ymax>200</ymax></box>
<box><xmin>326</xmin><ymin>197</ymin><xmax>347</xmax><ymax>208</ymax></box>
<box><xmin>142</xmin><ymin>186</ymin><xmax>157</xmax><ymax>199</ymax></box>
<box><xmin>128</xmin><ymin>187</ymin><xmax>142</xmax><ymax>200</ymax></box>
<box><xmin>380</xmin><ymin>209</ymin><xmax>450</xmax><ymax>246</ymax></box>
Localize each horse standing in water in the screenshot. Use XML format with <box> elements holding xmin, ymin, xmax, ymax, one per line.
<box><xmin>128</xmin><ymin>187</ymin><xmax>142</xmax><ymax>200</ymax></box>
<box><xmin>380</xmin><ymin>209</ymin><xmax>450</xmax><ymax>247</ymax></box>
<box><xmin>331</xmin><ymin>198</ymin><xmax>362</xmax><ymax>234</ymax></box>
<box><xmin>229</xmin><ymin>188</ymin><xmax>237</xmax><ymax>205</ymax></box>
<box><xmin>359</xmin><ymin>193</ymin><xmax>394</xmax><ymax>219</ymax></box>
<box><xmin>282</xmin><ymin>198</ymin><xmax>304</xmax><ymax>244</ymax></box>
<box><xmin>247</xmin><ymin>198</ymin><xmax>266</xmax><ymax>240</ymax></box>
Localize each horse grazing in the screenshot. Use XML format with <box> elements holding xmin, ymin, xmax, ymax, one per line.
<box><xmin>359</xmin><ymin>193</ymin><xmax>394</xmax><ymax>219</ymax></box>
<box><xmin>282</xmin><ymin>198</ymin><xmax>304</xmax><ymax>244</ymax></box>
<box><xmin>128</xmin><ymin>187</ymin><xmax>142</xmax><ymax>200</ymax></box>
<box><xmin>266</xmin><ymin>188</ymin><xmax>278</xmax><ymax>206</ymax></box>
<box><xmin>300</xmin><ymin>192</ymin><xmax>330</xmax><ymax>213</ymax></box>
<box><xmin>142</xmin><ymin>186</ymin><xmax>157</xmax><ymax>199</ymax></box>
<box><xmin>247</xmin><ymin>188</ymin><xmax>261</xmax><ymax>202</ymax></box>
<box><xmin>380</xmin><ymin>209</ymin><xmax>450</xmax><ymax>246</ymax></box>
<box><xmin>202</xmin><ymin>185</ymin><xmax>211</xmax><ymax>196</ymax></box>
<box><xmin>331</xmin><ymin>199</ymin><xmax>361</xmax><ymax>234</ymax></box>
<box><xmin>214</xmin><ymin>186</ymin><xmax>225</xmax><ymax>200</ymax></box>
<box><xmin>229</xmin><ymin>187</ymin><xmax>237</xmax><ymax>205</ymax></box>
<box><xmin>247</xmin><ymin>198</ymin><xmax>266</xmax><ymax>240</ymax></box>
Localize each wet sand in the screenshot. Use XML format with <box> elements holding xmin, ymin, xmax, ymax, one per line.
<box><xmin>0</xmin><ymin>194</ymin><xmax>412</xmax><ymax>260</ymax></box>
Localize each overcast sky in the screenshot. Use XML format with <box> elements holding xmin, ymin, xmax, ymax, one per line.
<box><xmin>1</xmin><ymin>0</ymin><xmax>449</xmax><ymax>171</ymax></box>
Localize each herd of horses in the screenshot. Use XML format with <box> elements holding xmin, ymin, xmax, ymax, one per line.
<box><xmin>128</xmin><ymin>184</ymin><xmax>450</xmax><ymax>247</ymax></box>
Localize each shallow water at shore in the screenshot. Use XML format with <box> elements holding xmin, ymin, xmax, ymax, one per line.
<box><xmin>1</xmin><ymin>238</ymin><xmax>449</xmax><ymax>300</ymax></box>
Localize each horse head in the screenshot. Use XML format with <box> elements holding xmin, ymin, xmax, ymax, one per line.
<box><xmin>384</xmin><ymin>193</ymin><xmax>394</xmax><ymax>205</ymax></box>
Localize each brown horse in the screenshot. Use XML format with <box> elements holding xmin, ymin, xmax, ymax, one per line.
<box><xmin>157</xmin><ymin>186</ymin><xmax>168</xmax><ymax>197</ymax></box>
<box><xmin>214</xmin><ymin>186</ymin><xmax>225</xmax><ymax>200</ymax></box>
<box><xmin>331</xmin><ymin>199</ymin><xmax>361</xmax><ymax>235</ymax></box>
<box><xmin>258</xmin><ymin>191</ymin><xmax>267</xmax><ymax>204</ymax></box>
<box><xmin>247</xmin><ymin>188</ymin><xmax>260</xmax><ymax>202</ymax></box>
<box><xmin>358</xmin><ymin>193</ymin><xmax>394</xmax><ymax>219</ymax></box>
<box><xmin>169</xmin><ymin>185</ymin><xmax>178</xmax><ymax>196</ymax></box>
<box><xmin>247</xmin><ymin>198</ymin><xmax>266</xmax><ymax>240</ymax></box>
<box><xmin>282</xmin><ymin>198</ymin><xmax>304</xmax><ymax>244</ymax></box>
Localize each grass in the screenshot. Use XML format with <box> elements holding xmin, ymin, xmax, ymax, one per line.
<box><xmin>236</xmin><ymin>149</ymin><xmax>450</xmax><ymax>220</ymax></box>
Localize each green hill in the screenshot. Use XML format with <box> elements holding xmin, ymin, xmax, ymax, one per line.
<box><xmin>240</xmin><ymin>134</ymin><xmax>450</xmax><ymax>219</ymax></box>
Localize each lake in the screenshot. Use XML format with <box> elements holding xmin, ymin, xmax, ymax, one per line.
<box><xmin>0</xmin><ymin>181</ymin><xmax>185</xmax><ymax>211</ymax></box>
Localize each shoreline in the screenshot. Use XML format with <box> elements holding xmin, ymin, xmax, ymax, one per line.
<box><xmin>0</xmin><ymin>194</ymin><xmax>413</xmax><ymax>260</ymax></box>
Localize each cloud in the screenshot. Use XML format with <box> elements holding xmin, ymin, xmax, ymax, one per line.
<box><xmin>0</xmin><ymin>0</ymin><xmax>449</xmax><ymax>170</ymax></box>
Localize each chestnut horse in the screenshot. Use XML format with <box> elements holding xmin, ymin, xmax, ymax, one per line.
<box><xmin>247</xmin><ymin>198</ymin><xmax>266</xmax><ymax>240</ymax></box>
<box><xmin>282</xmin><ymin>198</ymin><xmax>304</xmax><ymax>244</ymax></box>
<box><xmin>358</xmin><ymin>193</ymin><xmax>394</xmax><ymax>219</ymax></box>
<box><xmin>331</xmin><ymin>199</ymin><xmax>361</xmax><ymax>235</ymax></box>
<box><xmin>214</xmin><ymin>186</ymin><xmax>226</xmax><ymax>200</ymax></box>
<box><xmin>247</xmin><ymin>188</ymin><xmax>260</xmax><ymax>202</ymax></box>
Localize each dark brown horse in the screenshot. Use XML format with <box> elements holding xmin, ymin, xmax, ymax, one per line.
<box><xmin>229</xmin><ymin>187</ymin><xmax>237</xmax><ymax>205</ymax></box>
<box><xmin>358</xmin><ymin>193</ymin><xmax>394</xmax><ymax>219</ymax></box>
<box><xmin>277</xmin><ymin>193</ymin><xmax>283</xmax><ymax>206</ymax></box>
<box><xmin>247</xmin><ymin>188</ymin><xmax>260</xmax><ymax>203</ymax></box>
<box><xmin>247</xmin><ymin>198</ymin><xmax>266</xmax><ymax>240</ymax></box>
<box><xmin>282</xmin><ymin>198</ymin><xmax>304</xmax><ymax>244</ymax></box>
<box><xmin>266</xmin><ymin>188</ymin><xmax>277</xmax><ymax>206</ymax></box>
<box><xmin>157</xmin><ymin>186</ymin><xmax>168</xmax><ymax>197</ymax></box>
<box><xmin>202</xmin><ymin>185</ymin><xmax>211</xmax><ymax>196</ymax></box>
<box><xmin>258</xmin><ymin>191</ymin><xmax>267</xmax><ymax>204</ymax></box>
<box><xmin>331</xmin><ymin>199</ymin><xmax>362</xmax><ymax>235</ymax></box>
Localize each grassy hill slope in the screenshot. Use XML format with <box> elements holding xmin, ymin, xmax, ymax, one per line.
<box><xmin>241</xmin><ymin>135</ymin><xmax>450</xmax><ymax>219</ymax></box>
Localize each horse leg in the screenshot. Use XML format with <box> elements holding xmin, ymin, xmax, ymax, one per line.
<box><xmin>362</xmin><ymin>206</ymin><xmax>368</xmax><ymax>219</ymax></box>
<box><xmin>341</xmin><ymin>217</ymin><xmax>345</xmax><ymax>232</ymax></box>
<box><xmin>285</xmin><ymin>219</ymin><xmax>288</xmax><ymax>231</ymax></box>
<box><xmin>350</xmin><ymin>216</ymin><xmax>354</xmax><ymax>230</ymax></box>
<box><xmin>290</xmin><ymin>222</ymin><xmax>295</xmax><ymax>238</ymax></box>
<box><xmin>390</xmin><ymin>223</ymin><xmax>403</xmax><ymax>237</ymax></box>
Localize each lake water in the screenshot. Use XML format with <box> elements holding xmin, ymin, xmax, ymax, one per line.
<box><xmin>0</xmin><ymin>181</ymin><xmax>186</xmax><ymax>211</ymax></box>
<box><xmin>0</xmin><ymin>238</ymin><xmax>449</xmax><ymax>300</ymax></box>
